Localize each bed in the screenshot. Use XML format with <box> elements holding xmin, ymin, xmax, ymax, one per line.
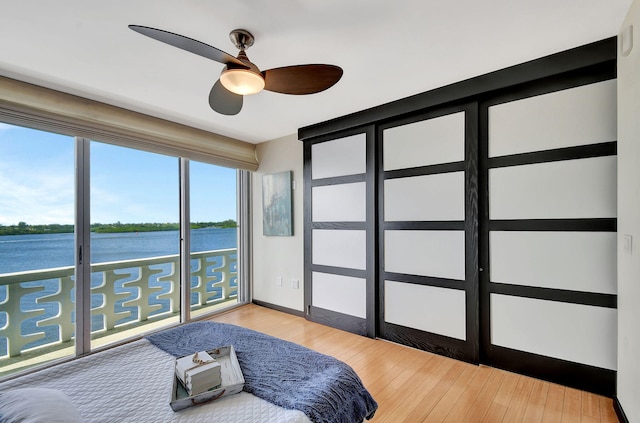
<box><xmin>0</xmin><ymin>321</ymin><xmax>378</xmax><ymax>423</ymax></box>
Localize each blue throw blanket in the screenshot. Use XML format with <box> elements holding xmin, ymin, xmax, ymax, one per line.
<box><xmin>146</xmin><ymin>321</ymin><xmax>377</xmax><ymax>423</ymax></box>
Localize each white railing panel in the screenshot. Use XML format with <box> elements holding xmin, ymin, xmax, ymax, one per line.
<box><xmin>0</xmin><ymin>249</ymin><xmax>237</xmax><ymax>362</ymax></box>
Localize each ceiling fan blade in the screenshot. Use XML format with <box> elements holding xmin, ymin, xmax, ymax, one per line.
<box><xmin>129</xmin><ymin>25</ymin><xmax>247</xmax><ymax>67</ymax></box>
<box><xmin>262</xmin><ymin>64</ymin><xmax>343</xmax><ymax>95</ymax></box>
<box><xmin>209</xmin><ymin>79</ymin><xmax>243</xmax><ymax>115</ymax></box>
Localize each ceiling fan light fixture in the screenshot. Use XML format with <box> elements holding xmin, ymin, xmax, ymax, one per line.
<box><xmin>129</xmin><ymin>25</ymin><xmax>343</xmax><ymax>115</ymax></box>
<box><xmin>220</xmin><ymin>68</ymin><xmax>265</xmax><ymax>95</ymax></box>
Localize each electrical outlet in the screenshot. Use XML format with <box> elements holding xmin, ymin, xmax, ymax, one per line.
<box><xmin>276</xmin><ymin>276</ymin><xmax>283</xmax><ymax>287</ymax></box>
<box><xmin>291</xmin><ymin>279</ymin><xmax>300</xmax><ymax>289</ymax></box>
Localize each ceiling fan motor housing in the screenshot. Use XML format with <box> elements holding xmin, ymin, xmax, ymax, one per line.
<box><xmin>229</xmin><ymin>29</ymin><xmax>254</xmax><ymax>51</ymax></box>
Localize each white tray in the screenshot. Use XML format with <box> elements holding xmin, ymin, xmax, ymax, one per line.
<box><xmin>170</xmin><ymin>345</ymin><xmax>245</xmax><ymax>412</ymax></box>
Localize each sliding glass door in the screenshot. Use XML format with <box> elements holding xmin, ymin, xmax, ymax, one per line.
<box><xmin>89</xmin><ymin>141</ymin><xmax>180</xmax><ymax>349</ymax></box>
<box><xmin>189</xmin><ymin>161</ymin><xmax>239</xmax><ymax>318</ymax></box>
<box><xmin>0</xmin><ymin>124</ymin><xmax>76</xmax><ymax>375</ymax></box>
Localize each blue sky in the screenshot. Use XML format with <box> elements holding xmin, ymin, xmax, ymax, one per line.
<box><xmin>0</xmin><ymin>123</ymin><xmax>237</xmax><ymax>225</ymax></box>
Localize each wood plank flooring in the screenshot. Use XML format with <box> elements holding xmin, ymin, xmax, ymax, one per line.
<box><xmin>208</xmin><ymin>304</ymin><xmax>619</xmax><ymax>423</ymax></box>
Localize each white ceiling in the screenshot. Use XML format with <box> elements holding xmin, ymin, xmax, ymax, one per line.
<box><xmin>0</xmin><ymin>1</ymin><xmax>632</xmax><ymax>144</ymax></box>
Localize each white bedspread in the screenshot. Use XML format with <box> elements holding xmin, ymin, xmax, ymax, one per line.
<box><xmin>0</xmin><ymin>339</ymin><xmax>311</xmax><ymax>423</ymax></box>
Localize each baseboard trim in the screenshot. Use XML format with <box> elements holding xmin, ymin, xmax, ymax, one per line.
<box><xmin>252</xmin><ymin>300</ymin><xmax>305</xmax><ymax>317</ymax></box>
<box><xmin>614</xmin><ymin>397</ymin><xmax>629</xmax><ymax>423</ymax></box>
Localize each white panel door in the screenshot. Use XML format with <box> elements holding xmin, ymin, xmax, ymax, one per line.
<box><xmin>306</xmin><ymin>129</ymin><xmax>373</xmax><ymax>336</ymax></box>
<box><xmin>380</xmin><ymin>104</ymin><xmax>477</xmax><ymax>361</ymax></box>
<box><xmin>483</xmin><ymin>77</ymin><xmax>618</xmax><ymax>390</ymax></box>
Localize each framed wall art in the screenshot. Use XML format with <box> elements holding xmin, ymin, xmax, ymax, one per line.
<box><xmin>262</xmin><ymin>171</ymin><xmax>293</xmax><ymax>236</ymax></box>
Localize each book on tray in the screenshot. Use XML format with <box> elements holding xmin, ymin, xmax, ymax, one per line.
<box><xmin>175</xmin><ymin>351</ymin><xmax>222</xmax><ymax>396</ymax></box>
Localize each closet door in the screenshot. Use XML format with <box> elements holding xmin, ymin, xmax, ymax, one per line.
<box><xmin>379</xmin><ymin>103</ymin><xmax>479</xmax><ymax>362</ymax></box>
<box><xmin>480</xmin><ymin>77</ymin><xmax>618</xmax><ymax>395</ymax></box>
<box><xmin>304</xmin><ymin>127</ymin><xmax>375</xmax><ymax>336</ymax></box>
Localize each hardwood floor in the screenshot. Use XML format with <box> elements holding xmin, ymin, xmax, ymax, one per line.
<box><xmin>209</xmin><ymin>304</ymin><xmax>619</xmax><ymax>423</ymax></box>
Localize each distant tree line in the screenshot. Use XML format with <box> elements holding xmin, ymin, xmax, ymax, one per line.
<box><xmin>0</xmin><ymin>220</ymin><xmax>237</xmax><ymax>236</ymax></box>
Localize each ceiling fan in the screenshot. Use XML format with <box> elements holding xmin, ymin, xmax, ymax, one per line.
<box><xmin>129</xmin><ymin>25</ymin><xmax>343</xmax><ymax>116</ymax></box>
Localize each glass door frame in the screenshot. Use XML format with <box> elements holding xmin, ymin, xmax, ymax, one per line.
<box><xmin>73</xmin><ymin>142</ymin><xmax>249</xmax><ymax>357</ymax></box>
<box><xmin>74</xmin><ymin>137</ymin><xmax>91</xmax><ymax>355</ymax></box>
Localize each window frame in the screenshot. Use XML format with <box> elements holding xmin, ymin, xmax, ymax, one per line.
<box><xmin>0</xmin><ymin>111</ymin><xmax>251</xmax><ymax>373</ymax></box>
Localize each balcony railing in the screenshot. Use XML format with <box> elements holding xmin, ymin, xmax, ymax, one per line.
<box><xmin>0</xmin><ymin>248</ymin><xmax>237</xmax><ymax>364</ymax></box>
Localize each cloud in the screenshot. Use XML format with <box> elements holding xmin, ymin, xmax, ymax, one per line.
<box><xmin>0</xmin><ymin>126</ymin><xmax>231</xmax><ymax>225</ymax></box>
<box><xmin>0</xmin><ymin>161</ymin><xmax>74</xmax><ymax>225</ymax></box>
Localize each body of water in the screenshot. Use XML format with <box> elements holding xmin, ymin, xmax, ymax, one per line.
<box><xmin>0</xmin><ymin>227</ymin><xmax>237</xmax><ymax>274</ymax></box>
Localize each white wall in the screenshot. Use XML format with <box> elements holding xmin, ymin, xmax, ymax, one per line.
<box><xmin>251</xmin><ymin>134</ymin><xmax>304</xmax><ymax>311</ymax></box>
<box><xmin>618</xmin><ymin>1</ymin><xmax>640</xmax><ymax>420</ymax></box>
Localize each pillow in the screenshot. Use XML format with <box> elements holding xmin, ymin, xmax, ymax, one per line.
<box><xmin>0</xmin><ymin>388</ymin><xmax>83</xmax><ymax>423</ymax></box>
